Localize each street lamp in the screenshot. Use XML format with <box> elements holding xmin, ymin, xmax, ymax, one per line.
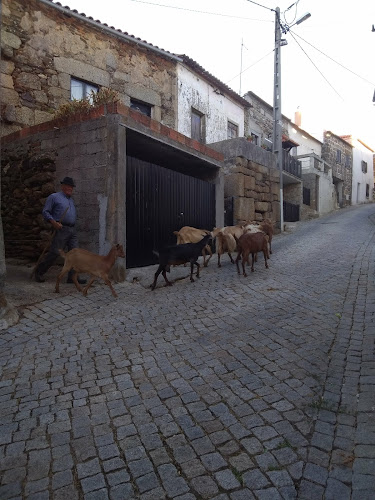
<box><xmin>272</xmin><ymin>8</ymin><xmax>310</xmax><ymax>231</ymax></box>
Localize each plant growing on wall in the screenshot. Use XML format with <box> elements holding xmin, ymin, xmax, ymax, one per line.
<box><xmin>91</xmin><ymin>87</ymin><xmax>120</xmax><ymax>106</ymax></box>
<box><xmin>54</xmin><ymin>87</ymin><xmax>120</xmax><ymax>119</ymax></box>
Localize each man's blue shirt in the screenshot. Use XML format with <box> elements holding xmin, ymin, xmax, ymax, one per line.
<box><xmin>42</xmin><ymin>191</ymin><xmax>77</xmax><ymax>225</ymax></box>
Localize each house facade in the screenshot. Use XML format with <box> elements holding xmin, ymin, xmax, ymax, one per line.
<box><xmin>322</xmin><ymin>131</ymin><xmax>353</xmax><ymax>208</ymax></box>
<box><xmin>1</xmin><ymin>0</ymin><xmax>180</xmax><ymax>137</ymax></box>
<box><xmin>243</xmin><ymin>91</ymin><xmax>303</xmax><ymax>222</ymax></box>
<box><xmin>177</xmin><ymin>56</ymin><xmax>249</xmax><ymax>145</ymax></box>
<box><xmin>287</xmin><ymin>120</ymin><xmax>336</xmax><ymax>217</ymax></box>
<box><xmin>341</xmin><ymin>136</ymin><xmax>374</xmax><ymax>205</ymax></box>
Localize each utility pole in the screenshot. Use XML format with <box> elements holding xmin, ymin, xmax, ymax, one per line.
<box><xmin>271</xmin><ymin>7</ymin><xmax>310</xmax><ymax>232</ymax></box>
<box><xmin>273</xmin><ymin>7</ymin><xmax>284</xmax><ymax>232</ymax></box>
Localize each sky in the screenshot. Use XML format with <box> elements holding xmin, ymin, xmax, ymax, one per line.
<box><xmin>62</xmin><ymin>0</ymin><xmax>375</xmax><ymax>148</ymax></box>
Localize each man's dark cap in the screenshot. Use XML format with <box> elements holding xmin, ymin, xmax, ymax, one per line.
<box><xmin>61</xmin><ymin>176</ymin><xmax>75</xmax><ymax>187</ymax></box>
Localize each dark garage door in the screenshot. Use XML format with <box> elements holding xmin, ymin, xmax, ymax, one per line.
<box><xmin>126</xmin><ymin>156</ymin><xmax>216</xmax><ymax>268</ymax></box>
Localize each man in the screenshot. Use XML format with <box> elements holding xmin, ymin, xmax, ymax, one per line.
<box><xmin>35</xmin><ymin>176</ymin><xmax>87</xmax><ymax>284</ymax></box>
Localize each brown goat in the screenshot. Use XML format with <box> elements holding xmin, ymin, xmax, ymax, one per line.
<box><xmin>259</xmin><ymin>218</ymin><xmax>273</xmax><ymax>255</ymax></box>
<box><xmin>212</xmin><ymin>225</ymin><xmax>245</xmax><ymax>267</ymax></box>
<box><xmin>215</xmin><ymin>231</ymin><xmax>237</xmax><ymax>267</ymax></box>
<box><xmin>235</xmin><ymin>232</ymin><xmax>269</xmax><ymax>277</ymax></box>
<box><xmin>55</xmin><ymin>244</ymin><xmax>125</xmax><ymax>297</ymax></box>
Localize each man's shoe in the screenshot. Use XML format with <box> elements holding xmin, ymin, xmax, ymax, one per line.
<box><xmin>67</xmin><ymin>277</ymin><xmax>87</xmax><ymax>285</ymax></box>
<box><xmin>35</xmin><ymin>273</ymin><xmax>45</xmax><ymax>283</ymax></box>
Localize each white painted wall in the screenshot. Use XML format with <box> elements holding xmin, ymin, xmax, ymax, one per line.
<box><xmin>177</xmin><ymin>64</ymin><xmax>245</xmax><ymax>144</ymax></box>
<box><xmin>351</xmin><ymin>139</ymin><xmax>374</xmax><ymax>204</ymax></box>
<box><xmin>288</xmin><ymin>124</ymin><xmax>322</xmax><ymax>157</ymax></box>
<box><xmin>299</xmin><ymin>155</ymin><xmax>336</xmax><ymax>215</ymax></box>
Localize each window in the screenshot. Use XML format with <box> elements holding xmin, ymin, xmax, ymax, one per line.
<box><xmin>71</xmin><ymin>78</ymin><xmax>98</xmax><ymax>102</ymax></box>
<box><xmin>303</xmin><ymin>187</ymin><xmax>311</xmax><ymax>206</ymax></box>
<box><xmin>345</xmin><ymin>154</ymin><xmax>351</xmax><ymax>168</ymax></box>
<box><xmin>336</xmin><ymin>149</ymin><xmax>341</xmax><ymax>163</ymax></box>
<box><xmin>191</xmin><ymin>109</ymin><xmax>205</xmax><ymax>143</ymax></box>
<box><xmin>251</xmin><ymin>133</ymin><xmax>259</xmax><ymax>145</ymax></box>
<box><xmin>366</xmin><ymin>184</ymin><xmax>370</xmax><ymax>198</ymax></box>
<box><xmin>362</xmin><ymin>160</ymin><xmax>368</xmax><ymax>173</ymax></box>
<box><xmin>227</xmin><ymin>121</ymin><xmax>238</xmax><ymax>139</ymax></box>
<box><xmin>130</xmin><ymin>99</ymin><xmax>152</xmax><ymax>117</ymax></box>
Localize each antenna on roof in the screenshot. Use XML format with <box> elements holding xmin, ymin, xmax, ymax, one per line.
<box><xmin>239</xmin><ymin>39</ymin><xmax>248</xmax><ymax>96</ymax></box>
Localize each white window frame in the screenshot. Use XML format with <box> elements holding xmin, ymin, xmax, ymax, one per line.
<box><xmin>70</xmin><ymin>77</ymin><xmax>99</xmax><ymax>102</ymax></box>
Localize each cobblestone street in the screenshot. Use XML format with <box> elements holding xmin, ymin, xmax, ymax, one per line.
<box><xmin>1</xmin><ymin>204</ymin><xmax>375</xmax><ymax>499</ymax></box>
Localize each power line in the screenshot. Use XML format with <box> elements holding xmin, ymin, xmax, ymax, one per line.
<box><xmin>245</xmin><ymin>0</ymin><xmax>274</xmax><ymax>12</ymax></box>
<box><xmin>129</xmin><ymin>0</ymin><xmax>272</xmax><ymax>22</ymax></box>
<box><xmin>288</xmin><ymin>31</ymin><xmax>344</xmax><ymax>101</ymax></box>
<box><xmin>226</xmin><ymin>49</ymin><xmax>274</xmax><ymax>85</ymax></box>
<box><xmin>290</xmin><ymin>31</ymin><xmax>375</xmax><ymax>87</ymax></box>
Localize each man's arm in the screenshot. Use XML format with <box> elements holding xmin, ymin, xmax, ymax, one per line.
<box><xmin>42</xmin><ymin>194</ymin><xmax>62</xmax><ymax>230</ymax></box>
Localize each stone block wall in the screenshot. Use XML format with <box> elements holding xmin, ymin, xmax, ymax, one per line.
<box><xmin>322</xmin><ymin>132</ymin><xmax>352</xmax><ymax>206</ymax></box>
<box><xmin>1</xmin><ymin>0</ymin><xmax>177</xmax><ymax>137</ymax></box>
<box><xmin>284</xmin><ymin>183</ymin><xmax>302</xmax><ymax>207</ymax></box>
<box><xmin>301</xmin><ymin>173</ymin><xmax>319</xmax><ymax>220</ymax></box>
<box><xmin>1</xmin><ymin>111</ymin><xmax>117</xmax><ymax>261</ymax></box>
<box><xmin>224</xmin><ymin>156</ymin><xmax>280</xmax><ymax>225</ymax></box>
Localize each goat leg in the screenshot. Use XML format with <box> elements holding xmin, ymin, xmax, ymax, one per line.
<box><xmin>104</xmin><ymin>278</ymin><xmax>118</xmax><ymax>298</ymax></box>
<box><xmin>82</xmin><ymin>276</ymin><xmax>96</xmax><ymax>296</ymax></box>
<box><xmin>263</xmin><ymin>250</ymin><xmax>269</xmax><ymax>269</ymax></box>
<box><xmin>228</xmin><ymin>252</ymin><xmax>234</xmax><ymax>264</ymax></box>
<box><xmin>162</xmin><ymin>270</ymin><xmax>173</xmax><ymax>287</ymax></box>
<box><xmin>195</xmin><ymin>261</ymin><xmax>200</xmax><ymax>279</ymax></box>
<box><xmin>71</xmin><ymin>271</ymin><xmax>84</xmax><ymax>292</ymax></box>
<box><xmin>203</xmin><ymin>245</ymin><xmax>212</xmax><ymax>267</ymax></box>
<box><xmin>235</xmin><ymin>252</ymin><xmax>241</xmax><ymax>275</ymax></box>
<box><xmin>151</xmin><ymin>265</ymin><xmax>163</xmax><ymax>290</ymax></box>
<box><xmin>242</xmin><ymin>256</ymin><xmax>247</xmax><ymax>277</ymax></box>
<box><xmin>189</xmin><ymin>261</ymin><xmax>195</xmax><ymax>282</ymax></box>
<box><xmin>251</xmin><ymin>253</ymin><xmax>255</xmax><ymax>272</ymax></box>
<box><xmin>55</xmin><ymin>266</ymin><xmax>69</xmax><ymax>293</ymax></box>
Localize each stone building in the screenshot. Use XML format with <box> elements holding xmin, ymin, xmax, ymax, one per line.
<box><xmin>2</xmin><ymin>0</ymin><xmax>285</xmax><ymax>251</ymax></box>
<box><xmin>1</xmin><ymin>103</ymin><xmax>224</xmax><ymax>274</ymax></box>
<box><xmin>1</xmin><ymin>0</ymin><xmax>179</xmax><ymax>137</ymax></box>
<box><xmin>243</xmin><ymin>91</ymin><xmax>302</xmax><ymax>222</ymax></box>
<box><xmin>287</xmin><ymin>118</ymin><xmax>336</xmax><ymax>218</ymax></box>
<box><xmin>322</xmin><ymin>131</ymin><xmax>353</xmax><ymax>208</ymax></box>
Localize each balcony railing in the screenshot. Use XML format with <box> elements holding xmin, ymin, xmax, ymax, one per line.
<box><xmin>283</xmin><ymin>150</ymin><xmax>302</xmax><ymax>178</ymax></box>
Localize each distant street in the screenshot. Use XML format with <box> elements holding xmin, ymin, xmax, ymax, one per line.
<box><xmin>1</xmin><ymin>203</ymin><xmax>375</xmax><ymax>500</ymax></box>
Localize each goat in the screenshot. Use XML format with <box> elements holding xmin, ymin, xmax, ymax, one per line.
<box><xmin>235</xmin><ymin>232</ymin><xmax>269</xmax><ymax>277</ymax></box>
<box><xmin>215</xmin><ymin>231</ymin><xmax>237</xmax><ymax>267</ymax></box>
<box><xmin>55</xmin><ymin>244</ymin><xmax>125</xmax><ymax>297</ymax></box>
<box><xmin>151</xmin><ymin>233</ymin><xmax>211</xmax><ymax>290</ymax></box>
<box><xmin>212</xmin><ymin>225</ymin><xmax>245</xmax><ymax>267</ymax></box>
<box><xmin>173</xmin><ymin>226</ymin><xmax>213</xmax><ymax>267</ymax></box>
<box><xmin>259</xmin><ymin>218</ymin><xmax>274</xmax><ymax>255</ymax></box>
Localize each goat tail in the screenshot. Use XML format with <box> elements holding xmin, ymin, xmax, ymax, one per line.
<box><xmin>58</xmin><ymin>249</ymin><xmax>67</xmax><ymax>259</ymax></box>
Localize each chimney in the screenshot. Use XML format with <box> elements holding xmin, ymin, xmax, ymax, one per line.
<box><xmin>295</xmin><ymin>107</ymin><xmax>301</xmax><ymax>127</ymax></box>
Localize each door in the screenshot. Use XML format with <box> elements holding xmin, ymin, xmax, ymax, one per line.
<box><xmin>126</xmin><ymin>157</ymin><xmax>216</xmax><ymax>268</ymax></box>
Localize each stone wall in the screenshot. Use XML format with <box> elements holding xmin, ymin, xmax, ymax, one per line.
<box><xmin>1</xmin><ymin>0</ymin><xmax>177</xmax><ymax>137</ymax></box>
<box><xmin>2</xmin><ymin>146</ymin><xmax>57</xmax><ymax>259</ymax></box>
<box><xmin>301</xmin><ymin>173</ymin><xmax>318</xmax><ymax>220</ymax></box>
<box><xmin>224</xmin><ymin>156</ymin><xmax>280</xmax><ymax>225</ymax></box>
<box><xmin>322</xmin><ymin>132</ymin><xmax>352</xmax><ymax>207</ymax></box>
<box><xmin>1</xmin><ymin>110</ymin><xmax>121</xmax><ymax>262</ymax></box>
<box><xmin>243</xmin><ymin>92</ymin><xmax>289</xmax><ymax>146</ymax></box>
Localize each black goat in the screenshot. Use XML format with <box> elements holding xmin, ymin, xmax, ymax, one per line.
<box><xmin>151</xmin><ymin>233</ymin><xmax>212</xmax><ymax>291</ymax></box>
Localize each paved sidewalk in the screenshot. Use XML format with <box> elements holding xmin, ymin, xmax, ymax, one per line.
<box><xmin>1</xmin><ymin>205</ymin><xmax>374</xmax><ymax>499</ymax></box>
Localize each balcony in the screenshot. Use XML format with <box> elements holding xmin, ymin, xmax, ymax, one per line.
<box><xmin>283</xmin><ymin>150</ymin><xmax>302</xmax><ymax>178</ymax></box>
